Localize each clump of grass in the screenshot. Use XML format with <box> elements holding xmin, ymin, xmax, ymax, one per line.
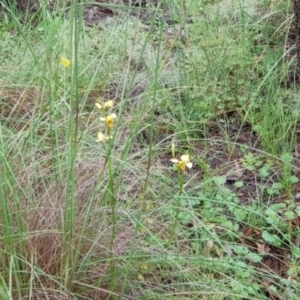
<box><xmin>0</xmin><ymin>0</ymin><xmax>300</xmax><ymax>299</ymax></box>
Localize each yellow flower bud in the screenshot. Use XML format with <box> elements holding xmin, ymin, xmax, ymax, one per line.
<box><xmin>104</xmin><ymin>100</ymin><xmax>114</xmax><ymax>108</ymax></box>
<box><xmin>96</xmin><ymin>132</ymin><xmax>110</xmax><ymax>142</ymax></box>
<box><xmin>61</xmin><ymin>57</ymin><xmax>70</xmax><ymax>67</ymax></box>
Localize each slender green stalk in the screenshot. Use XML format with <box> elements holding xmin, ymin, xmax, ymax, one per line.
<box><xmin>104</xmin><ymin>125</ymin><xmax>117</xmax><ymax>294</ymax></box>
<box><xmin>168</xmin><ymin>169</ymin><xmax>184</xmax><ymax>246</ymax></box>
<box><xmin>140</xmin><ymin>2</ymin><xmax>162</xmax><ymax>202</ymax></box>
<box><xmin>64</xmin><ymin>0</ymin><xmax>81</xmax><ymax>295</ymax></box>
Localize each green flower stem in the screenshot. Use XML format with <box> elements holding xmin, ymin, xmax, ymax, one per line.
<box><xmin>168</xmin><ymin>167</ymin><xmax>184</xmax><ymax>246</ymax></box>
<box><xmin>106</xmin><ymin>127</ymin><xmax>117</xmax><ymax>293</ymax></box>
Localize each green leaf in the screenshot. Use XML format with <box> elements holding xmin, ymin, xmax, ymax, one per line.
<box><xmin>259</xmin><ymin>165</ymin><xmax>270</xmax><ymax>178</ymax></box>
<box><xmin>252</xmin><ymin>124</ymin><xmax>261</xmax><ymax>133</ymax></box>
<box><xmin>213</xmin><ymin>176</ymin><xmax>227</xmax><ymax>186</ymax></box>
<box><xmin>247</xmin><ymin>283</ymin><xmax>261</xmax><ymax>295</ymax></box>
<box><xmin>233</xmin><ymin>208</ymin><xmax>247</xmax><ymax>221</ymax></box>
<box><xmin>240</xmin><ymin>144</ymin><xmax>248</xmax><ymax>153</ymax></box>
<box><xmin>262</xmin><ymin>231</ymin><xmax>281</xmax><ymax>247</ymax></box>
<box><xmin>288</xmin><ymin>176</ymin><xmax>299</xmax><ymax>184</ymax></box>
<box><xmin>246</xmin><ymin>252</ymin><xmax>263</xmax><ymax>263</ymax></box>
<box><xmin>178</xmin><ymin>211</ymin><xmax>192</xmax><ymax>223</ymax></box>
<box><xmin>234</xmin><ymin>181</ymin><xmax>244</xmax><ymax>188</ymax></box>
<box><xmin>267</xmin><ymin>203</ymin><xmax>286</xmax><ymax>213</ymax></box>
<box><xmin>265</xmin><ymin>216</ymin><xmax>280</xmax><ymax>226</ymax></box>
<box><xmin>284</xmin><ymin>210</ymin><xmax>296</xmax><ymax>220</ymax></box>
<box><xmin>222</xmin><ymin>220</ymin><xmax>239</xmax><ymax>231</ymax></box>
<box><xmin>230</xmin><ymin>245</ymin><xmax>249</xmax><ymax>255</ymax></box>
<box><xmin>273</xmin><ymin>182</ymin><xmax>283</xmax><ymax>188</ymax></box>
<box><xmin>203</xmin><ymin>200</ymin><xmax>213</xmax><ymax>208</ymax></box>
<box><xmin>292</xmin><ymin>247</ymin><xmax>300</xmax><ymax>258</ymax></box>
<box><xmin>267</xmin><ymin>182</ymin><xmax>283</xmax><ymax>195</ymax></box>
<box><xmin>280</xmin><ymin>152</ymin><xmax>293</xmax><ymax>164</ymax></box>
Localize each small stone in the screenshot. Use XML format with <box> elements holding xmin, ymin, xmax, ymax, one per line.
<box><xmin>206</xmin><ymin>240</ymin><xmax>214</xmax><ymax>251</ymax></box>
<box><xmin>295</xmin><ymin>193</ymin><xmax>300</xmax><ymax>201</ymax></box>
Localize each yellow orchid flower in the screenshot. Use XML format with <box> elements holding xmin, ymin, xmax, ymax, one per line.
<box><xmin>95</xmin><ymin>100</ymin><xmax>114</xmax><ymax>110</ymax></box>
<box><xmin>104</xmin><ymin>100</ymin><xmax>114</xmax><ymax>108</ymax></box>
<box><xmin>61</xmin><ymin>57</ymin><xmax>70</xmax><ymax>67</ymax></box>
<box><xmin>96</xmin><ymin>132</ymin><xmax>111</xmax><ymax>142</ymax></box>
<box><xmin>171</xmin><ymin>154</ymin><xmax>193</xmax><ymax>171</ymax></box>
<box><xmin>100</xmin><ymin>113</ymin><xmax>117</xmax><ymax>128</ymax></box>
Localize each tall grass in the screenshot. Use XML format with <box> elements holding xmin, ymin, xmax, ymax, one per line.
<box><xmin>0</xmin><ymin>0</ymin><xmax>299</xmax><ymax>299</ymax></box>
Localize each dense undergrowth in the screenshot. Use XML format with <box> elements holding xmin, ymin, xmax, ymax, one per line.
<box><xmin>0</xmin><ymin>0</ymin><xmax>300</xmax><ymax>299</ymax></box>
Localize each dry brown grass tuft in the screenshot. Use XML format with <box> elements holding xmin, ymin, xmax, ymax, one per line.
<box><xmin>26</xmin><ymin>231</ymin><xmax>63</xmax><ymax>276</ymax></box>
<box><xmin>2</xmin><ymin>151</ymin><xmax>140</xmax><ymax>297</ymax></box>
<box><xmin>22</xmin><ymin>290</ymin><xmax>76</xmax><ymax>300</ymax></box>
<box><xmin>0</xmin><ymin>85</ymin><xmax>45</xmax><ymax>131</ymax></box>
<box><xmin>0</xmin><ymin>70</ymin><xmax>154</xmax><ymax>297</ymax></box>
